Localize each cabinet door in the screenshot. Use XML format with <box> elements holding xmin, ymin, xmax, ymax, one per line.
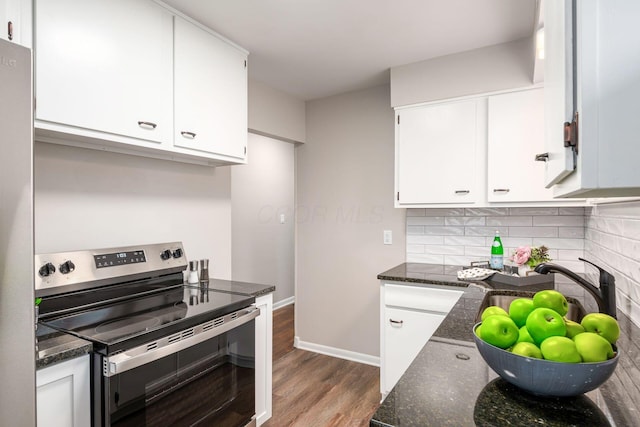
<box><xmin>36</xmin><ymin>355</ymin><xmax>90</xmax><ymax>427</ymax></box>
<box><xmin>35</xmin><ymin>0</ymin><xmax>173</xmax><ymax>144</ymax></box>
<box><xmin>383</xmin><ymin>306</ymin><xmax>445</xmax><ymax>393</ymax></box>
<box><xmin>543</xmin><ymin>0</ymin><xmax>575</xmax><ymax>187</ymax></box>
<box><xmin>254</xmin><ymin>294</ymin><xmax>273</xmax><ymax>426</ymax></box>
<box><xmin>1</xmin><ymin>0</ymin><xmax>30</xmax><ymax>46</ymax></box>
<box><xmin>488</xmin><ymin>88</ymin><xmax>555</xmax><ymax>202</ymax></box>
<box><xmin>174</xmin><ymin>16</ymin><xmax>247</xmax><ymax>159</ymax></box>
<box><xmin>397</xmin><ymin>100</ymin><xmax>479</xmax><ymax>205</ymax></box>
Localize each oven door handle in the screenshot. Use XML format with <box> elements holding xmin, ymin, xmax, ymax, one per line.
<box><xmin>103</xmin><ymin>306</ymin><xmax>260</xmax><ymax>376</ymax></box>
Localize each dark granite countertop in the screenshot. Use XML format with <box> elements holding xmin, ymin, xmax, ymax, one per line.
<box><xmin>371</xmin><ymin>263</ymin><xmax>640</xmax><ymax>427</ymax></box>
<box><xmin>36</xmin><ymin>324</ymin><xmax>92</xmax><ymax>370</ymax></box>
<box><xmin>188</xmin><ymin>278</ymin><xmax>276</xmax><ymax>297</ymax></box>
<box><xmin>36</xmin><ymin>278</ymin><xmax>275</xmax><ymax>369</ymax></box>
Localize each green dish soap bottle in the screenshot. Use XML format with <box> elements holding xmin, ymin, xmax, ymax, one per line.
<box><xmin>490</xmin><ymin>230</ymin><xmax>504</xmax><ymax>270</ymax></box>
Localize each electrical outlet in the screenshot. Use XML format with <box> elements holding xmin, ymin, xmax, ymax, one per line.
<box><xmin>383</xmin><ymin>230</ymin><xmax>392</xmax><ymax>245</ymax></box>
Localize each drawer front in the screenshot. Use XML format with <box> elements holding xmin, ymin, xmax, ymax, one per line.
<box><xmin>384</xmin><ymin>284</ymin><xmax>463</xmax><ymax>313</ymax></box>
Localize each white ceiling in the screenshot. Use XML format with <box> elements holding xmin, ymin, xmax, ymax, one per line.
<box><xmin>162</xmin><ymin>0</ymin><xmax>538</xmax><ymax>101</ymax></box>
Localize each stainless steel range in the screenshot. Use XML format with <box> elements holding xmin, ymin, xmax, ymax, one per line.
<box><xmin>36</xmin><ymin>242</ymin><xmax>258</xmax><ymax>427</ymax></box>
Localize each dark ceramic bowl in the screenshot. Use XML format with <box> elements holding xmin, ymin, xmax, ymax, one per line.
<box><xmin>473</xmin><ymin>323</ymin><xmax>619</xmax><ymax>397</ymax></box>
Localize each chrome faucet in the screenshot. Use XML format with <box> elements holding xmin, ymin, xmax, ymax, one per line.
<box><xmin>534</xmin><ymin>258</ymin><xmax>617</xmax><ymax>319</ymax></box>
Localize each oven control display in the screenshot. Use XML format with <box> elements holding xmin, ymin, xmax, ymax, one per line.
<box><xmin>94</xmin><ymin>250</ymin><xmax>146</xmax><ymax>268</ymax></box>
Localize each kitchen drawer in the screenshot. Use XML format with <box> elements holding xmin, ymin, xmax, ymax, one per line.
<box><xmin>384</xmin><ymin>283</ymin><xmax>463</xmax><ymax>313</ymax></box>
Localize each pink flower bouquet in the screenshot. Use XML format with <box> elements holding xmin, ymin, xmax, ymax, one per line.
<box><xmin>510</xmin><ymin>245</ymin><xmax>550</xmax><ymax>268</ymax></box>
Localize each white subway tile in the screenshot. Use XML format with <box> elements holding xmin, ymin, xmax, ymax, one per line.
<box><xmin>487</xmin><ymin>216</ymin><xmax>533</xmax><ymax>226</ymax></box>
<box><xmin>407</xmin><ymin>235</ymin><xmax>444</xmax><ymax>245</ymax></box>
<box><xmin>621</xmin><ymin>219</ymin><xmax>640</xmax><ymax>240</ymax></box>
<box><xmin>559</xmin><ymin>207</ymin><xmax>586</xmax><ymax>216</ymax></box>
<box><xmin>422</xmin><ymin>226</ymin><xmax>465</xmax><ymax>236</ymax></box>
<box><xmin>407</xmin><ymin>244</ymin><xmax>425</xmax><ymax>254</ymax></box>
<box><xmin>532</xmin><ymin>237</ymin><xmax>584</xmax><ymax>250</ymax></box>
<box><xmin>464</xmin><ymin>208</ymin><xmax>509</xmax><ymax>216</ymax></box>
<box><xmin>423</xmin><ymin>208</ymin><xmax>465</xmax><ymax>216</ymax></box>
<box><xmin>509</xmin><ymin>207</ymin><xmax>559</xmax><ymax>216</ymax></box>
<box><xmin>444</xmin><ymin>255</ymin><xmax>486</xmax><ymax>267</ymax></box>
<box><xmin>407</xmin><ymin>209</ymin><xmax>426</xmax><ymax>217</ymax></box>
<box><xmin>465</xmin><ymin>246</ymin><xmax>491</xmax><ymax>257</ymax></box>
<box><xmin>533</xmin><ymin>216</ymin><xmax>585</xmax><ymax>227</ymax></box>
<box><xmin>558</xmin><ymin>227</ymin><xmax>585</xmax><ymax>238</ymax></box>
<box><xmin>407</xmin><ymin>216</ymin><xmax>445</xmax><ymax>226</ymax></box>
<box><xmin>501</xmin><ymin>237</ymin><xmax>534</xmax><ymax>249</ymax></box>
<box><xmin>466</xmin><ymin>226</ymin><xmax>509</xmax><ymax>237</ymax></box>
<box><xmin>423</xmin><ymin>245</ymin><xmax>465</xmax><ymax>255</ymax></box>
<box><xmin>407</xmin><ymin>225</ymin><xmax>425</xmax><ymax>235</ymax></box>
<box><xmin>558</xmin><ymin>249</ymin><xmax>584</xmax><ymax>262</ymax></box>
<box><xmin>444</xmin><ymin>216</ymin><xmax>486</xmax><ymax>226</ymax></box>
<box><xmin>444</xmin><ymin>236</ymin><xmax>486</xmax><ymax>247</ymax></box>
<box><xmin>592</xmin><ymin>201</ymin><xmax>640</xmax><ymax>219</ymax></box>
<box><xmin>508</xmin><ymin>226</ymin><xmax>558</xmax><ymax>238</ymax></box>
<box><xmin>407</xmin><ymin>253</ymin><xmax>444</xmax><ymax>264</ymax></box>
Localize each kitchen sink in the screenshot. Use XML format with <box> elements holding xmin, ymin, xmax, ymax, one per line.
<box><xmin>475</xmin><ymin>290</ymin><xmax>587</xmax><ymax>324</ymax></box>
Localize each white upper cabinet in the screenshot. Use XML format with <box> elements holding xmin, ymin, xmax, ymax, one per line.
<box><xmin>174</xmin><ymin>16</ymin><xmax>247</xmax><ymax>160</ymax></box>
<box><xmin>542</xmin><ymin>0</ymin><xmax>575</xmax><ymax>188</ymax></box>
<box><xmin>545</xmin><ymin>0</ymin><xmax>640</xmax><ymax>197</ymax></box>
<box><xmin>396</xmin><ymin>99</ymin><xmax>482</xmax><ymax>206</ymax></box>
<box><xmin>488</xmin><ymin>88</ymin><xmax>556</xmax><ymax>203</ymax></box>
<box><xmin>33</xmin><ymin>0</ymin><xmax>249</xmax><ymax>166</ymax></box>
<box><xmin>0</xmin><ymin>0</ymin><xmax>31</xmax><ymax>46</ymax></box>
<box><xmin>35</xmin><ymin>0</ymin><xmax>173</xmax><ymax>146</ymax></box>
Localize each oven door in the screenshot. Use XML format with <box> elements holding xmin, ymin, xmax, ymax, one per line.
<box><xmin>93</xmin><ymin>307</ymin><xmax>259</xmax><ymax>427</ymax></box>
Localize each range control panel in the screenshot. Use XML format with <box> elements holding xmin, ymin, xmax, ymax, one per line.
<box><xmin>35</xmin><ymin>242</ymin><xmax>187</xmax><ymax>297</ymax></box>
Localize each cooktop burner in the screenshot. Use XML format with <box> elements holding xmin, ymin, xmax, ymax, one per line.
<box><xmin>42</xmin><ymin>284</ymin><xmax>254</xmax><ymax>355</ymax></box>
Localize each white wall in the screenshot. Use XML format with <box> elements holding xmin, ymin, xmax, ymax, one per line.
<box><xmin>34</xmin><ymin>142</ymin><xmax>233</xmax><ymax>278</ymax></box>
<box><xmin>231</xmin><ymin>133</ymin><xmax>295</xmax><ymax>305</ymax></box>
<box><xmin>249</xmin><ymin>78</ymin><xmax>306</xmax><ymax>143</ymax></box>
<box><xmin>296</xmin><ymin>84</ymin><xmax>406</xmax><ymax>359</ymax></box>
<box><xmin>390</xmin><ymin>37</ymin><xmax>534</xmax><ymax>107</ymax></box>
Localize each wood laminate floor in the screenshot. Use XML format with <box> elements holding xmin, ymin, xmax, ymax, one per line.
<box><xmin>263</xmin><ymin>304</ymin><xmax>381</xmax><ymax>427</ymax></box>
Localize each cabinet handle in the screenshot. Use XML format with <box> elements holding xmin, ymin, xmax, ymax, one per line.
<box><xmin>180</xmin><ymin>131</ymin><xmax>196</xmax><ymax>139</ymax></box>
<box><xmin>389</xmin><ymin>319</ymin><xmax>404</xmax><ymax>326</ymax></box>
<box><xmin>137</xmin><ymin>121</ymin><xmax>157</xmax><ymax>130</ymax></box>
<box><xmin>534</xmin><ymin>152</ymin><xmax>549</xmax><ymax>162</ymax></box>
<box><xmin>7</xmin><ymin>21</ymin><xmax>13</xmax><ymax>41</ymax></box>
<box><xmin>493</xmin><ymin>188</ymin><xmax>510</xmax><ymax>194</ymax></box>
<box><xmin>454</xmin><ymin>190</ymin><xmax>470</xmax><ymax>195</ymax></box>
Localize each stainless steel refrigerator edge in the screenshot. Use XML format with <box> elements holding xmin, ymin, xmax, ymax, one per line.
<box><xmin>0</xmin><ymin>38</ymin><xmax>36</xmax><ymax>425</ymax></box>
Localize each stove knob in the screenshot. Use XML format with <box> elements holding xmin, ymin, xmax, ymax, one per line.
<box><xmin>38</xmin><ymin>262</ymin><xmax>56</xmax><ymax>277</ymax></box>
<box><xmin>59</xmin><ymin>260</ymin><xmax>75</xmax><ymax>275</ymax></box>
<box><xmin>160</xmin><ymin>249</ymin><xmax>172</xmax><ymax>260</ymax></box>
<box><xmin>172</xmin><ymin>248</ymin><xmax>183</xmax><ymax>259</ymax></box>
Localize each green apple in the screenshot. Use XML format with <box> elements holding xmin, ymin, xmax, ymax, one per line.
<box><xmin>481</xmin><ymin>306</ymin><xmax>509</xmax><ymax>322</ymax></box>
<box><xmin>581</xmin><ymin>313</ymin><xmax>620</xmax><ymax>344</ymax></box>
<box><xmin>511</xmin><ymin>342</ymin><xmax>543</xmax><ymax>359</ymax></box>
<box><xmin>525</xmin><ymin>307</ymin><xmax>567</xmax><ymax>345</ymax></box>
<box><xmin>573</xmin><ymin>332</ymin><xmax>615</xmax><ymax>363</ymax></box>
<box><xmin>564</xmin><ymin>318</ymin><xmax>586</xmax><ymax>339</ymax></box>
<box><xmin>508</xmin><ymin>298</ymin><xmax>535</xmax><ymax>328</ymax></box>
<box><xmin>533</xmin><ymin>290</ymin><xmax>569</xmax><ymax>316</ymax></box>
<box><xmin>480</xmin><ymin>315</ymin><xmax>519</xmax><ymax>349</ymax></box>
<box><xmin>475</xmin><ymin>324</ymin><xmax>482</xmax><ymax>338</ymax></box>
<box><xmin>540</xmin><ymin>336</ymin><xmax>582</xmax><ymax>363</ymax></box>
<box><xmin>517</xmin><ymin>325</ymin><xmax>535</xmax><ymax>344</ymax></box>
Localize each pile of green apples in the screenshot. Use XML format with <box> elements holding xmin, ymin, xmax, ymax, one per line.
<box><xmin>476</xmin><ymin>290</ymin><xmax>620</xmax><ymax>363</ymax></box>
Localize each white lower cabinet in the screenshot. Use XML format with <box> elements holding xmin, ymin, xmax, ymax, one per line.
<box><xmin>36</xmin><ymin>355</ymin><xmax>90</xmax><ymax>427</ymax></box>
<box><xmin>380</xmin><ymin>283</ymin><xmax>463</xmax><ymax>396</ymax></box>
<box><xmin>254</xmin><ymin>293</ymin><xmax>273</xmax><ymax>426</ymax></box>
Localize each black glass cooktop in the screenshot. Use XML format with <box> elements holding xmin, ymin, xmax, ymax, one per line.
<box><xmin>42</xmin><ymin>283</ymin><xmax>254</xmax><ymax>355</ymax></box>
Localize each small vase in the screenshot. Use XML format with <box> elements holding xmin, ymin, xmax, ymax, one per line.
<box><xmin>518</xmin><ymin>265</ymin><xmax>534</xmax><ymax>277</ymax></box>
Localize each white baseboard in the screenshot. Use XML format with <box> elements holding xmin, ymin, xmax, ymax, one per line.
<box><xmin>273</xmin><ymin>296</ymin><xmax>295</xmax><ymax>310</ymax></box>
<box><xmin>294</xmin><ymin>336</ymin><xmax>380</xmax><ymax>367</ymax></box>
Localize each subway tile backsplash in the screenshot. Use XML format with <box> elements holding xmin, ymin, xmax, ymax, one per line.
<box><xmin>405</xmin><ymin>202</ymin><xmax>640</xmax><ymax>327</ymax></box>
<box><xmin>406</xmin><ymin>207</ymin><xmax>586</xmax><ymax>272</ymax></box>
